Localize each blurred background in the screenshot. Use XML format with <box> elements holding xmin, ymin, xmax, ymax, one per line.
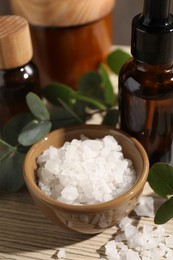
<box><xmin>2</xmin><ymin>0</ymin><xmax>173</xmax><ymax>45</ymax></box>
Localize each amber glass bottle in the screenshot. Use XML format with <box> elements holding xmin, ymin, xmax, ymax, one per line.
<box><xmin>0</xmin><ymin>16</ymin><xmax>40</xmax><ymax>130</ymax></box>
<box><xmin>119</xmin><ymin>0</ymin><xmax>173</xmax><ymax>165</ymax></box>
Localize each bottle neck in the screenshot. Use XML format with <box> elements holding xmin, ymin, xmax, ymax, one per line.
<box><xmin>134</xmin><ymin>58</ymin><xmax>173</xmax><ymax>72</ymax></box>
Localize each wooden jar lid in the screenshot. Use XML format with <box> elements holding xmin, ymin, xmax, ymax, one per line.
<box><xmin>10</xmin><ymin>0</ymin><xmax>116</xmax><ymax>27</ymax></box>
<box><xmin>0</xmin><ymin>15</ymin><xmax>33</xmax><ymax>69</ymax></box>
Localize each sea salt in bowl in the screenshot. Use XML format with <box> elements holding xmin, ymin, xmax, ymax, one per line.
<box><xmin>24</xmin><ymin>125</ymin><xmax>149</xmax><ymax>234</ymax></box>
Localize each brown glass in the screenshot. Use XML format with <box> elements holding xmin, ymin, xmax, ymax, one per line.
<box><xmin>30</xmin><ymin>15</ymin><xmax>112</xmax><ymax>89</ymax></box>
<box><xmin>119</xmin><ymin>58</ymin><xmax>173</xmax><ymax>165</ymax></box>
<box><xmin>0</xmin><ymin>61</ymin><xmax>40</xmax><ymax>130</ymax></box>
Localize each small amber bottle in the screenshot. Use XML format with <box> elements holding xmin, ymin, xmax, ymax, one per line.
<box><xmin>119</xmin><ymin>0</ymin><xmax>173</xmax><ymax>165</ymax></box>
<box><xmin>0</xmin><ymin>15</ymin><xmax>40</xmax><ymax>130</ymax></box>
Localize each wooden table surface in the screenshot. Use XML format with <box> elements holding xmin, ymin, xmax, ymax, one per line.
<box><xmin>1</xmin><ymin>183</ymin><xmax>173</xmax><ymax>260</ymax></box>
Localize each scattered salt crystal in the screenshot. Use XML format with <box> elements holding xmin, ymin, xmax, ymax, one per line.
<box><xmin>102</xmin><ymin>197</ymin><xmax>173</xmax><ymax>260</ymax></box>
<box><xmin>165</xmin><ymin>235</ymin><xmax>173</xmax><ymax>249</ymax></box>
<box><xmin>54</xmin><ymin>248</ymin><xmax>66</xmax><ymax>259</ymax></box>
<box><xmin>134</xmin><ymin>196</ymin><xmax>154</xmax><ymax>217</ymax></box>
<box><xmin>124</xmin><ymin>224</ymin><xmax>138</xmax><ymax>241</ymax></box>
<box><xmin>104</xmin><ymin>218</ymin><xmax>173</xmax><ymax>260</ymax></box>
<box><xmin>105</xmin><ymin>240</ymin><xmax>121</xmax><ymax>260</ymax></box>
<box><xmin>126</xmin><ymin>249</ymin><xmax>140</xmax><ymax>260</ymax></box>
<box><xmin>119</xmin><ymin>216</ymin><xmax>132</xmax><ymax>231</ymax></box>
<box><xmin>37</xmin><ymin>135</ymin><xmax>136</xmax><ymax>205</ymax></box>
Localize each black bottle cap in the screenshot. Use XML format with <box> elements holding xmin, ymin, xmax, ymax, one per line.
<box><xmin>131</xmin><ymin>0</ymin><xmax>173</xmax><ymax>64</ymax></box>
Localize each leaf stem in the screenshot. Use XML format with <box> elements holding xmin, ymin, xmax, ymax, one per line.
<box><xmin>0</xmin><ymin>139</ymin><xmax>17</xmax><ymax>152</ymax></box>
<box><xmin>74</xmin><ymin>93</ymin><xmax>107</xmax><ymax>110</ymax></box>
<box><xmin>58</xmin><ymin>98</ymin><xmax>83</xmax><ymax>124</ymax></box>
<box><xmin>0</xmin><ymin>149</ymin><xmax>14</xmax><ymax>161</ymax></box>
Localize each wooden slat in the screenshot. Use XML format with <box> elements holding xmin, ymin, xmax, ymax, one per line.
<box><xmin>0</xmin><ymin>183</ymin><xmax>173</xmax><ymax>259</ymax></box>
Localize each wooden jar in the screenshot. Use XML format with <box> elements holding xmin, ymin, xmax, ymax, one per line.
<box><xmin>11</xmin><ymin>0</ymin><xmax>116</xmax><ymax>89</ymax></box>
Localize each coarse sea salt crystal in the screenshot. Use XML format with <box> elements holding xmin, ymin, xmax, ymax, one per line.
<box><xmin>134</xmin><ymin>195</ymin><xmax>154</xmax><ymax>217</ymax></box>
<box><xmin>37</xmin><ymin>135</ymin><xmax>136</xmax><ymax>205</ymax></box>
<box><xmin>61</xmin><ymin>185</ymin><xmax>79</xmax><ymax>203</ymax></box>
<box><xmin>57</xmin><ymin>248</ymin><xmax>66</xmax><ymax>259</ymax></box>
<box><xmin>104</xmin><ymin>215</ymin><xmax>173</xmax><ymax>260</ymax></box>
<box><xmin>102</xmin><ymin>197</ymin><xmax>173</xmax><ymax>260</ymax></box>
<box><xmin>165</xmin><ymin>235</ymin><xmax>173</xmax><ymax>249</ymax></box>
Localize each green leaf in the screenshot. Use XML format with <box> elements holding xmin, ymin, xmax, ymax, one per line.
<box><xmin>148</xmin><ymin>162</ymin><xmax>173</xmax><ymax>198</ymax></box>
<box><xmin>58</xmin><ymin>98</ymin><xmax>83</xmax><ymax>124</ymax></box>
<box><xmin>44</xmin><ymin>79</ymin><xmax>107</xmax><ymax>110</ymax></box>
<box><xmin>0</xmin><ymin>140</ymin><xmax>16</xmax><ymax>161</ymax></box>
<box><xmin>154</xmin><ymin>197</ymin><xmax>173</xmax><ymax>224</ymax></box>
<box><xmin>100</xmin><ymin>63</ymin><xmax>115</xmax><ymax>106</ymax></box>
<box><xmin>74</xmin><ymin>92</ymin><xmax>107</xmax><ymax>110</ymax></box>
<box><xmin>0</xmin><ymin>146</ymin><xmax>11</xmax><ymax>161</ymax></box>
<box><xmin>2</xmin><ymin>113</ymin><xmax>34</xmax><ymax>146</ymax></box>
<box><xmin>107</xmin><ymin>49</ymin><xmax>131</xmax><ymax>74</ymax></box>
<box><xmin>102</xmin><ymin>109</ymin><xmax>119</xmax><ymax>126</ymax></box>
<box><xmin>50</xmin><ymin>106</ymin><xmax>85</xmax><ymax>130</ymax></box>
<box><xmin>77</xmin><ymin>71</ymin><xmax>104</xmax><ymax>101</ymax></box>
<box><xmin>18</xmin><ymin>120</ymin><xmax>52</xmax><ymax>146</ymax></box>
<box><xmin>0</xmin><ymin>146</ymin><xmax>12</xmax><ymax>163</ymax></box>
<box><xmin>73</xmin><ymin>101</ymin><xmax>87</xmax><ymax>119</ymax></box>
<box><xmin>26</xmin><ymin>92</ymin><xmax>50</xmax><ymax>121</ymax></box>
<box><xmin>51</xmin><ymin>117</ymin><xmax>81</xmax><ymax>130</ymax></box>
<box><xmin>0</xmin><ymin>151</ymin><xmax>25</xmax><ymax>192</ymax></box>
<box><xmin>43</xmin><ymin>83</ymin><xmax>76</xmax><ymax>106</ymax></box>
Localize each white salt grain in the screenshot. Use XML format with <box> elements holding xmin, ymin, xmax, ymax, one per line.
<box><xmin>103</xmin><ymin>198</ymin><xmax>173</xmax><ymax>260</ymax></box>
<box><xmin>165</xmin><ymin>235</ymin><xmax>173</xmax><ymax>250</ymax></box>
<box><xmin>104</xmin><ymin>216</ymin><xmax>173</xmax><ymax>260</ymax></box>
<box><xmin>105</xmin><ymin>240</ymin><xmax>121</xmax><ymax>260</ymax></box>
<box><xmin>134</xmin><ymin>196</ymin><xmax>154</xmax><ymax>217</ymax></box>
<box><xmin>119</xmin><ymin>216</ymin><xmax>133</xmax><ymax>231</ymax></box>
<box><xmin>126</xmin><ymin>249</ymin><xmax>140</xmax><ymax>260</ymax></box>
<box><xmin>37</xmin><ymin>135</ymin><xmax>136</xmax><ymax>205</ymax></box>
<box><xmin>60</xmin><ymin>185</ymin><xmax>79</xmax><ymax>203</ymax></box>
<box><xmin>57</xmin><ymin>248</ymin><xmax>66</xmax><ymax>259</ymax></box>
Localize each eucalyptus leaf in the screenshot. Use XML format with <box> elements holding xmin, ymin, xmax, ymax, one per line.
<box><xmin>154</xmin><ymin>197</ymin><xmax>173</xmax><ymax>224</ymax></box>
<box><xmin>148</xmin><ymin>162</ymin><xmax>173</xmax><ymax>198</ymax></box>
<box><xmin>58</xmin><ymin>98</ymin><xmax>83</xmax><ymax>124</ymax></box>
<box><xmin>50</xmin><ymin>106</ymin><xmax>85</xmax><ymax>130</ymax></box>
<box><xmin>0</xmin><ymin>147</ymin><xmax>11</xmax><ymax>161</ymax></box>
<box><xmin>51</xmin><ymin>117</ymin><xmax>81</xmax><ymax>130</ymax></box>
<box><xmin>0</xmin><ymin>145</ymin><xmax>12</xmax><ymax>162</ymax></box>
<box><xmin>77</xmin><ymin>71</ymin><xmax>104</xmax><ymax>101</ymax></box>
<box><xmin>107</xmin><ymin>49</ymin><xmax>131</xmax><ymax>75</ymax></box>
<box><xmin>102</xmin><ymin>109</ymin><xmax>119</xmax><ymax>126</ymax></box>
<box><xmin>100</xmin><ymin>63</ymin><xmax>115</xmax><ymax>106</ymax></box>
<box><xmin>26</xmin><ymin>92</ymin><xmax>50</xmax><ymax>121</ymax></box>
<box><xmin>0</xmin><ymin>151</ymin><xmax>25</xmax><ymax>192</ymax></box>
<box><xmin>2</xmin><ymin>113</ymin><xmax>34</xmax><ymax>146</ymax></box>
<box><xmin>73</xmin><ymin>101</ymin><xmax>87</xmax><ymax>119</ymax></box>
<box><xmin>43</xmin><ymin>83</ymin><xmax>76</xmax><ymax>106</ymax></box>
<box><xmin>0</xmin><ymin>140</ymin><xmax>16</xmax><ymax>161</ymax></box>
<box><xmin>18</xmin><ymin>120</ymin><xmax>52</xmax><ymax>146</ymax></box>
<box><xmin>74</xmin><ymin>92</ymin><xmax>107</xmax><ymax>110</ymax></box>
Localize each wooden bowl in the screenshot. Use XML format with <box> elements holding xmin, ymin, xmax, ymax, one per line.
<box><xmin>23</xmin><ymin>125</ymin><xmax>149</xmax><ymax>234</ymax></box>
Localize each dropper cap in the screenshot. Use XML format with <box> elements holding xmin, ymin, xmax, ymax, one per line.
<box><xmin>131</xmin><ymin>0</ymin><xmax>173</xmax><ymax>64</ymax></box>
